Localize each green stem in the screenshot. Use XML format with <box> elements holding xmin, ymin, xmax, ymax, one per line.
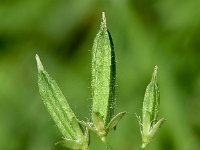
<box><xmin>139</xmin><ymin>143</ymin><xmax>146</xmax><ymax>150</ymax></box>
<box><xmin>101</xmin><ymin>136</ymin><xmax>112</xmax><ymax>150</ymax></box>
<box><xmin>82</xmin><ymin>145</ymin><xmax>90</xmax><ymax>150</ymax></box>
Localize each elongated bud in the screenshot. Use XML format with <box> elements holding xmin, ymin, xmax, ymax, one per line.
<box><xmin>77</xmin><ymin>12</ymin><xmax>125</xmax><ymax>143</ymax></box>
<box><xmin>36</xmin><ymin>54</ymin><xmax>88</xmax><ymax>149</ymax></box>
<box><xmin>139</xmin><ymin>66</ymin><xmax>165</xmax><ymax>149</ymax></box>
<box><xmin>142</xmin><ymin>66</ymin><xmax>159</xmax><ymax>130</ymax></box>
<box><xmin>91</xmin><ymin>12</ymin><xmax>116</xmax><ymax>126</ymax></box>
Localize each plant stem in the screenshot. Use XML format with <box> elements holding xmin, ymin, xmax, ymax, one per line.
<box><xmin>139</xmin><ymin>143</ymin><xmax>146</xmax><ymax>150</ymax></box>
<box><xmin>101</xmin><ymin>136</ymin><xmax>112</xmax><ymax>150</ymax></box>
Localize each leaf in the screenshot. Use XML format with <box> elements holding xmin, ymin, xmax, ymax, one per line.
<box><xmin>106</xmin><ymin>112</ymin><xmax>126</xmax><ymax>132</ymax></box>
<box><xmin>149</xmin><ymin>118</ymin><xmax>166</xmax><ymax>138</ymax></box>
<box><xmin>36</xmin><ymin>54</ymin><xmax>86</xmax><ymax>144</ymax></box>
<box><xmin>91</xmin><ymin>12</ymin><xmax>116</xmax><ymax>126</ymax></box>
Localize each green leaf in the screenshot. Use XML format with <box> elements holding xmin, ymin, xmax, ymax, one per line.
<box><xmin>36</xmin><ymin>54</ymin><xmax>87</xmax><ymax>148</ymax></box>
<box><xmin>149</xmin><ymin>118</ymin><xmax>166</xmax><ymax>138</ymax></box>
<box><xmin>106</xmin><ymin>112</ymin><xmax>126</xmax><ymax>132</ymax></box>
<box><xmin>91</xmin><ymin>12</ymin><xmax>116</xmax><ymax>126</ymax></box>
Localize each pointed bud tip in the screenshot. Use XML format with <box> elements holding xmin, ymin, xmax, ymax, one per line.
<box><xmin>152</xmin><ymin>65</ymin><xmax>158</xmax><ymax>81</ymax></box>
<box><xmin>101</xmin><ymin>12</ymin><xmax>107</xmax><ymax>30</ymax></box>
<box><xmin>35</xmin><ymin>54</ymin><xmax>44</xmax><ymax>72</ymax></box>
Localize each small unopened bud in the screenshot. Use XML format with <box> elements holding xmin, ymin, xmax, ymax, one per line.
<box><xmin>139</xmin><ymin>66</ymin><xmax>165</xmax><ymax>149</ymax></box>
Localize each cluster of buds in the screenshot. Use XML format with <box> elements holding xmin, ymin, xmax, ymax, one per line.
<box><xmin>36</xmin><ymin>12</ymin><xmax>165</xmax><ymax>150</ymax></box>
<box><xmin>36</xmin><ymin>12</ymin><xmax>125</xmax><ymax>150</ymax></box>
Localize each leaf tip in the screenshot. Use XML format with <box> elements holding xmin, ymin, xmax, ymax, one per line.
<box><xmin>35</xmin><ymin>54</ymin><xmax>44</xmax><ymax>72</ymax></box>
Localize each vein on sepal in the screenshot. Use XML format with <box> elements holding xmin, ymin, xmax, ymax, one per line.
<box><xmin>36</xmin><ymin>55</ymin><xmax>87</xmax><ymax>145</ymax></box>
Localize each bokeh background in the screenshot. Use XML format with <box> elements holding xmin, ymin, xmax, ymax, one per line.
<box><xmin>1</xmin><ymin>0</ymin><xmax>200</xmax><ymax>150</ymax></box>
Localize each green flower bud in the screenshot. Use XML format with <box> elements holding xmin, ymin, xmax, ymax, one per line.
<box><xmin>78</xmin><ymin>12</ymin><xmax>125</xmax><ymax>143</ymax></box>
<box><xmin>36</xmin><ymin>55</ymin><xmax>88</xmax><ymax>150</ymax></box>
<box><xmin>91</xmin><ymin>12</ymin><xmax>116</xmax><ymax>126</ymax></box>
<box><xmin>139</xmin><ymin>66</ymin><xmax>165</xmax><ymax>149</ymax></box>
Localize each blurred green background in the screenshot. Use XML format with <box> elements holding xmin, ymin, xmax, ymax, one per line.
<box><xmin>1</xmin><ymin>0</ymin><xmax>200</xmax><ymax>150</ymax></box>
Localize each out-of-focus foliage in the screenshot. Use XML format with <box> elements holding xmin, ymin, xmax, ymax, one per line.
<box><xmin>0</xmin><ymin>0</ymin><xmax>200</xmax><ymax>150</ymax></box>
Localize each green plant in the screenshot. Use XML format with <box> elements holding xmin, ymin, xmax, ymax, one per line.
<box><xmin>36</xmin><ymin>12</ymin><xmax>165</xmax><ymax>150</ymax></box>
<box><xmin>137</xmin><ymin>66</ymin><xmax>165</xmax><ymax>149</ymax></box>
